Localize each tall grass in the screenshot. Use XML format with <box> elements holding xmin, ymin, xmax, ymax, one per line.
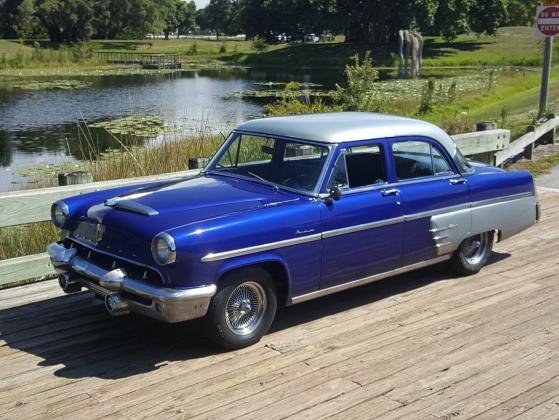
<box><xmin>0</xmin><ymin>41</ymin><xmax>103</xmax><ymax>69</ymax></box>
<box><xmin>0</xmin><ymin>222</ymin><xmax>60</xmax><ymax>260</ymax></box>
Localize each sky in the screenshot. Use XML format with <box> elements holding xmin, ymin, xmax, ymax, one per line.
<box><xmin>194</xmin><ymin>0</ymin><xmax>210</xmax><ymax>8</ymax></box>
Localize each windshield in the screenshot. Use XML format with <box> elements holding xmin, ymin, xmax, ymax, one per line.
<box><xmin>206</xmin><ymin>133</ymin><xmax>330</xmax><ymax>193</ymax></box>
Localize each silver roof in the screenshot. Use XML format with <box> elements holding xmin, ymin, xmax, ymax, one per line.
<box><xmin>236</xmin><ymin>112</ymin><xmax>457</xmax><ymax>156</ymax></box>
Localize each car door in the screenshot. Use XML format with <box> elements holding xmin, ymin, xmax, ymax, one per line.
<box><xmin>320</xmin><ymin>141</ymin><xmax>404</xmax><ymax>289</ymax></box>
<box><xmin>390</xmin><ymin>138</ymin><xmax>471</xmax><ymax>266</ymax></box>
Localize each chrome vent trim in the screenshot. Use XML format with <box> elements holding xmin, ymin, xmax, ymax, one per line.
<box><xmin>106</xmin><ymin>199</ymin><xmax>159</xmax><ymax>216</ymax></box>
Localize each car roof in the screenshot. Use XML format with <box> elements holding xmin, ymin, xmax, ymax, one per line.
<box><xmin>235</xmin><ymin>112</ymin><xmax>457</xmax><ymax>156</ymax></box>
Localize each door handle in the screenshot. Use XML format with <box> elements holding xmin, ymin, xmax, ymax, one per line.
<box><xmin>449</xmin><ymin>178</ymin><xmax>467</xmax><ymax>185</ymax></box>
<box><xmin>381</xmin><ymin>188</ymin><xmax>400</xmax><ymax>196</ymax></box>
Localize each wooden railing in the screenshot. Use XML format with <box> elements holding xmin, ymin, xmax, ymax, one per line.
<box><xmin>0</xmin><ymin>119</ymin><xmax>557</xmax><ymax>288</ymax></box>
<box><xmin>0</xmin><ymin>169</ymin><xmax>199</xmax><ymax>288</ymax></box>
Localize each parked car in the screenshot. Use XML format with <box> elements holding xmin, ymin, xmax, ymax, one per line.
<box><xmin>48</xmin><ymin>112</ymin><xmax>539</xmax><ymax>349</ymax></box>
<box><xmin>304</xmin><ymin>33</ymin><xmax>319</xmax><ymax>42</ymax></box>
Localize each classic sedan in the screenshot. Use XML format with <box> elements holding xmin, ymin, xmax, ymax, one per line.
<box><xmin>47</xmin><ymin>112</ymin><xmax>539</xmax><ymax>349</ymax></box>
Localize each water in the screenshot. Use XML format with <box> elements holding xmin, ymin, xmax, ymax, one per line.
<box><xmin>0</xmin><ymin>67</ymin><xmax>344</xmax><ymax>191</ymax></box>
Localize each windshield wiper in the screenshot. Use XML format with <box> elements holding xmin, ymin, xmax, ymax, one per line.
<box><xmin>245</xmin><ymin>171</ymin><xmax>280</xmax><ymax>190</ymax></box>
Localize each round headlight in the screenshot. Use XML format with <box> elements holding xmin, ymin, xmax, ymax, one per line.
<box><xmin>151</xmin><ymin>232</ymin><xmax>176</xmax><ymax>265</ymax></box>
<box><xmin>51</xmin><ymin>201</ymin><xmax>69</xmax><ymax>228</ymax></box>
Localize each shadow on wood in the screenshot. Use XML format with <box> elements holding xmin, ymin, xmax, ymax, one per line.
<box><xmin>0</xmin><ymin>252</ymin><xmax>509</xmax><ymax>380</ymax></box>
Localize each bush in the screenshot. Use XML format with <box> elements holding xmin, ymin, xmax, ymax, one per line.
<box><xmin>265</xmin><ymin>97</ymin><xmax>341</xmax><ymax>117</ymax></box>
<box><xmin>251</xmin><ymin>36</ymin><xmax>268</xmax><ymax>52</ymax></box>
<box><xmin>284</xmin><ymin>81</ymin><xmax>301</xmax><ymax>91</ymax></box>
<box><xmin>219</xmin><ymin>43</ymin><xmax>227</xmax><ymax>54</ymax></box>
<box><xmin>418</xmin><ymin>78</ymin><xmax>436</xmax><ymax>115</ymax></box>
<box><xmin>332</xmin><ymin>52</ymin><xmax>385</xmax><ymax>112</ymax></box>
<box><xmin>188</xmin><ymin>42</ymin><xmax>198</xmax><ymax>55</ymax></box>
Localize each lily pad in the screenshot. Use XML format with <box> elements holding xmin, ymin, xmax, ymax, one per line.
<box><xmin>11</xmin><ymin>79</ymin><xmax>92</xmax><ymax>90</ymax></box>
<box><xmin>88</xmin><ymin>115</ymin><xmax>164</xmax><ymax>136</ymax></box>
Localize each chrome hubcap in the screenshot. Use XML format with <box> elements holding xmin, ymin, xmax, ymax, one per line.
<box><xmin>225</xmin><ymin>281</ymin><xmax>267</xmax><ymax>336</ymax></box>
<box><xmin>462</xmin><ymin>232</ymin><xmax>489</xmax><ymax>265</ymax></box>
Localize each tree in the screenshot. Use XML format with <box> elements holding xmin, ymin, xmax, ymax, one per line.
<box><xmin>203</xmin><ymin>0</ymin><xmax>233</xmax><ymax>38</ymax></box>
<box><xmin>176</xmin><ymin>0</ymin><xmax>196</xmax><ymax>38</ymax></box>
<box><xmin>504</xmin><ymin>0</ymin><xmax>539</xmax><ymax>26</ymax></box>
<box><xmin>469</xmin><ymin>0</ymin><xmax>507</xmax><ymax>36</ymax></box>
<box><xmin>0</xmin><ymin>0</ymin><xmax>37</xmax><ymax>38</ymax></box>
<box><xmin>35</xmin><ymin>0</ymin><xmax>95</xmax><ymax>43</ymax></box>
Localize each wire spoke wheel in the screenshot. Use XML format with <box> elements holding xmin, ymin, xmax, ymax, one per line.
<box><xmin>460</xmin><ymin>232</ymin><xmax>490</xmax><ymax>266</ymax></box>
<box><xmin>225</xmin><ymin>281</ymin><xmax>267</xmax><ymax>336</ymax></box>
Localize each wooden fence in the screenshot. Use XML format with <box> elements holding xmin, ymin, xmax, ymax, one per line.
<box><xmin>0</xmin><ymin>119</ymin><xmax>557</xmax><ymax>288</ymax></box>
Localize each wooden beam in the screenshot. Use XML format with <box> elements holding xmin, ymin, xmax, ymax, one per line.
<box><xmin>451</xmin><ymin>129</ymin><xmax>510</xmax><ymax>156</ymax></box>
<box><xmin>0</xmin><ymin>252</ymin><xmax>55</xmax><ymax>288</ymax></box>
<box><xmin>494</xmin><ymin>117</ymin><xmax>559</xmax><ymax>166</ymax></box>
<box><xmin>0</xmin><ymin>169</ymin><xmax>199</xmax><ymax>228</ymax></box>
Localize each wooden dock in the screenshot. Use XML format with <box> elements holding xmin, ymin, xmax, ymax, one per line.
<box><xmin>1</xmin><ymin>188</ymin><xmax>558</xmax><ymax>419</ymax></box>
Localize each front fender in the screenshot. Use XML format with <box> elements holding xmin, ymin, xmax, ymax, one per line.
<box><xmin>214</xmin><ymin>252</ymin><xmax>292</xmax><ymax>297</ymax></box>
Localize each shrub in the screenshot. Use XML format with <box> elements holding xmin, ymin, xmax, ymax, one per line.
<box><xmin>418</xmin><ymin>78</ymin><xmax>436</xmax><ymax>115</ymax></box>
<box><xmin>188</xmin><ymin>42</ymin><xmax>198</xmax><ymax>55</ymax></box>
<box><xmin>284</xmin><ymin>81</ymin><xmax>301</xmax><ymax>91</ymax></box>
<box><xmin>265</xmin><ymin>97</ymin><xmax>341</xmax><ymax>117</ymax></box>
<box><xmin>331</xmin><ymin>52</ymin><xmax>385</xmax><ymax>112</ymax></box>
<box><xmin>251</xmin><ymin>36</ymin><xmax>268</xmax><ymax>52</ymax></box>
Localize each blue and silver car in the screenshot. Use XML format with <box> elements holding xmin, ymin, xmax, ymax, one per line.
<box><xmin>47</xmin><ymin>112</ymin><xmax>539</xmax><ymax>349</ymax></box>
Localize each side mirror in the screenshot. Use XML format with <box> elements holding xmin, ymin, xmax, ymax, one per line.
<box><xmin>329</xmin><ymin>186</ymin><xmax>343</xmax><ymax>201</ymax></box>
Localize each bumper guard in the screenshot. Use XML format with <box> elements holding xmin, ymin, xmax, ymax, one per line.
<box><xmin>47</xmin><ymin>242</ymin><xmax>216</xmax><ymax>323</ymax></box>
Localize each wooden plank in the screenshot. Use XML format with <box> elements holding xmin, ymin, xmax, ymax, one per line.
<box><xmin>0</xmin><ymin>169</ymin><xmax>199</xmax><ymax>228</ymax></box>
<box><xmin>495</xmin><ymin>117</ymin><xmax>559</xmax><ymax>166</ymax></box>
<box><xmin>495</xmin><ymin>131</ymin><xmax>536</xmax><ymax>166</ymax></box>
<box><xmin>451</xmin><ymin>129</ymin><xmax>510</xmax><ymax>156</ymax></box>
<box><xmin>0</xmin><ymin>253</ymin><xmax>54</xmax><ymax>288</ymax></box>
<box><xmin>0</xmin><ymin>192</ymin><xmax>556</xmax><ymax>418</ymax></box>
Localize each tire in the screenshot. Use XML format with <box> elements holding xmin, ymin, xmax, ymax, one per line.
<box><xmin>450</xmin><ymin>231</ymin><xmax>494</xmax><ymax>276</ymax></box>
<box><xmin>206</xmin><ymin>267</ymin><xmax>277</xmax><ymax>350</ymax></box>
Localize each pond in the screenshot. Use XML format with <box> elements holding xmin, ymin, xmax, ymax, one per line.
<box><xmin>0</xmin><ymin>65</ymin><xmax>486</xmax><ymax>191</ymax></box>
<box><xmin>0</xmin><ymin>67</ymin><xmax>348</xmax><ymax>191</ymax></box>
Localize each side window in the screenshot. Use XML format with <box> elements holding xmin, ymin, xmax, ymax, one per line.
<box><xmin>328</xmin><ymin>154</ymin><xmax>349</xmax><ymax>189</ymax></box>
<box><xmin>328</xmin><ymin>143</ymin><xmax>387</xmax><ymax>189</ymax></box>
<box><xmin>393</xmin><ymin>141</ymin><xmax>453</xmax><ymax>180</ymax></box>
<box><xmin>431</xmin><ymin>146</ymin><xmax>452</xmax><ymax>175</ymax></box>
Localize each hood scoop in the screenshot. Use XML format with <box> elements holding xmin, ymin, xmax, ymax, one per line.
<box><xmin>105</xmin><ymin>198</ymin><xmax>159</xmax><ymax>216</ymax></box>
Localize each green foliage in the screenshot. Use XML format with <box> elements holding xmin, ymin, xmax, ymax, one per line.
<box><xmin>447</xmin><ymin>81</ymin><xmax>457</xmax><ymax>103</ymax></box>
<box><xmin>251</xmin><ymin>36</ymin><xmax>267</xmax><ymax>52</ymax></box>
<box><xmin>332</xmin><ymin>52</ymin><xmax>384</xmax><ymax>112</ymax></box>
<box><xmin>265</xmin><ymin>97</ymin><xmax>341</xmax><ymax>117</ymax></box>
<box><xmin>418</xmin><ymin>78</ymin><xmax>436</xmax><ymax>115</ymax></box>
<box><xmin>284</xmin><ymin>81</ymin><xmax>301</xmax><ymax>91</ymax></box>
<box><xmin>188</xmin><ymin>42</ymin><xmax>198</xmax><ymax>55</ymax></box>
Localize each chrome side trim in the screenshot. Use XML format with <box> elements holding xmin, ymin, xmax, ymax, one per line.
<box><xmin>322</xmin><ymin>216</ymin><xmax>405</xmax><ymax>239</ymax></box>
<box><xmin>470</xmin><ymin>191</ymin><xmax>532</xmax><ymax>208</ymax></box>
<box><xmin>290</xmin><ymin>255</ymin><xmax>451</xmax><ymax>304</ymax></box>
<box><xmin>200</xmin><ymin>192</ymin><xmax>536</xmax><ymax>263</ymax></box>
<box><xmin>405</xmin><ymin>203</ymin><xmax>470</xmax><ymax>222</ymax></box>
<box><xmin>201</xmin><ymin>233</ymin><xmax>322</xmax><ymax>262</ymax></box>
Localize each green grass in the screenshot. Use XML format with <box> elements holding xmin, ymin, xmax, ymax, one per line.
<box><xmin>509</xmin><ymin>153</ymin><xmax>559</xmax><ymax>176</ymax></box>
<box><xmin>0</xmin><ymin>222</ymin><xmax>59</xmax><ymax>261</ymax></box>
<box><xmin>1</xmin><ymin>27</ymin><xmax>556</xmax><ymax>74</ymax></box>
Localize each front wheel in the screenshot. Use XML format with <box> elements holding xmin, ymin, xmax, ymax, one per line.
<box><xmin>206</xmin><ymin>267</ymin><xmax>277</xmax><ymax>350</ymax></box>
<box><xmin>450</xmin><ymin>231</ymin><xmax>494</xmax><ymax>276</ymax></box>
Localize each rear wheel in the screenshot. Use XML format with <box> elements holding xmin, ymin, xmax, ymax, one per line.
<box><xmin>450</xmin><ymin>231</ymin><xmax>494</xmax><ymax>275</ymax></box>
<box><xmin>206</xmin><ymin>267</ymin><xmax>277</xmax><ymax>350</ymax></box>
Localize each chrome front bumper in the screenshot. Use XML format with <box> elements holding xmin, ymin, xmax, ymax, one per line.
<box><xmin>47</xmin><ymin>242</ymin><xmax>216</xmax><ymax>323</ymax></box>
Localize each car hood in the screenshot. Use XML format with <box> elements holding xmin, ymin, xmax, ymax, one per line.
<box><xmin>85</xmin><ymin>174</ymin><xmax>299</xmax><ymax>235</ymax></box>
